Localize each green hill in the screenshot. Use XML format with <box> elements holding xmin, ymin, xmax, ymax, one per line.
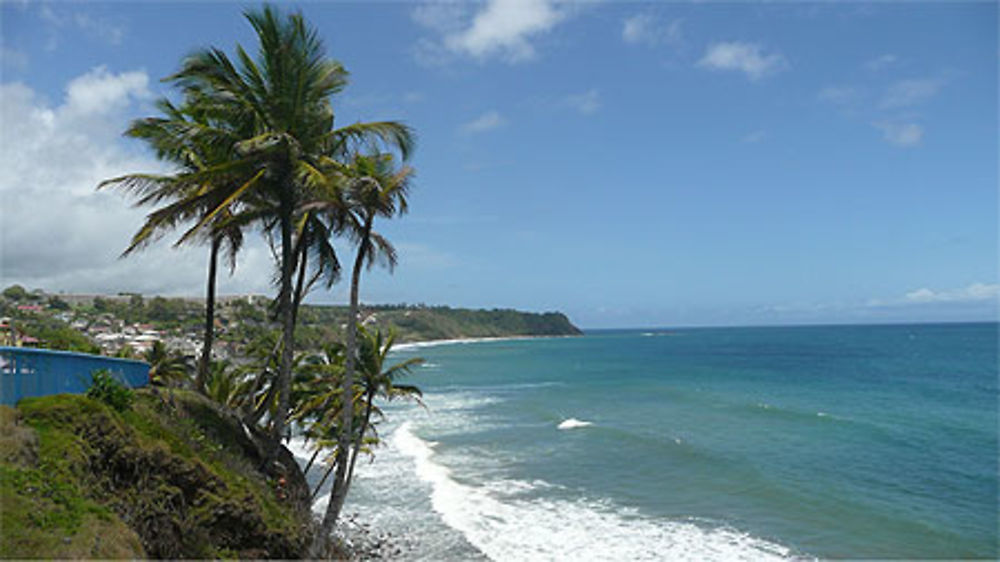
<box><xmin>293</xmin><ymin>304</ymin><xmax>582</xmax><ymax>348</ymax></box>
<box><xmin>1</xmin><ymin>288</ymin><xmax>582</xmax><ymax>357</ymax></box>
<box><xmin>0</xmin><ymin>391</ymin><xmax>312</xmax><ymax>558</ymax></box>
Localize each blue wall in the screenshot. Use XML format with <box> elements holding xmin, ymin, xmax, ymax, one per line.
<box><xmin>0</xmin><ymin>346</ymin><xmax>149</xmax><ymax>405</ymax></box>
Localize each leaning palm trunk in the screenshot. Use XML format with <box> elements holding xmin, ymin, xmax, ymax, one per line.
<box><xmin>311</xmin><ymin>455</ymin><xmax>339</xmax><ymax>503</ymax></box>
<box><xmin>292</xmin><ymin>241</ymin><xmax>309</xmax><ymax>326</ymax></box>
<box><xmin>344</xmin><ymin>390</ymin><xmax>376</xmax><ymax>497</ymax></box>
<box><xmin>303</xmin><ymin>446</ymin><xmax>321</xmax><ymax>478</ymax></box>
<box><xmin>196</xmin><ymin>236</ymin><xmax>222</xmax><ymax>393</ymax></box>
<box><xmin>314</xmin><ymin>232</ymin><xmax>367</xmax><ymax>550</ymax></box>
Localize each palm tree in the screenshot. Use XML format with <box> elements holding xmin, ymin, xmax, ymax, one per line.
<box><xmin>289</xmin><ymin>343</ymin><xmax>347</xmax><ymax>499</ymax></box>
<box><xmin>144</xmin><ymin>340</ymin><xmax>190</xmax><ymax>387</ymax></box>
<box><xmin>316</xmin><ymin>153</ymin><xmax>413</xmax><ymax>545</ymax></box>
<box><xmin>99</xmin><ymin>98</ymin><xmax>246</xmax><ymax>394</ymax></box>
<box><xmin>203</xmin><ymin>359</ymin><xmax>256</xmax><ymax>410</ymax></box>
<box><xmin>294</xmin><ymin>329</ymin><xmax>421</xmax><ymax>514</ymax></box>
<box><xmin>163</xmin><ymin>6</ymin><xmax>414</xmax><ymax>462</ymax></box>
<box><xmin>345</xmin><ymin>326</ymin><xmax>423</xmax><ymax>489</ymax></box>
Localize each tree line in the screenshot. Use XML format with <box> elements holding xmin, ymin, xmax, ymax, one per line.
<box><xmin>97</xmin><ymin>5</ymin><xmax>419</xmax><ymax>553</ymax></box>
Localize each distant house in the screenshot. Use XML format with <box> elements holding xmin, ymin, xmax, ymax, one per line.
<box><xmin>16</xmin><ymin>305</ymin><xmax>42</xmax><ymax>313</ymax></box>
<box><xmin>0</xmin><ymin>318</ymin><xmax>14</xmax><ymax>346</ymax></box>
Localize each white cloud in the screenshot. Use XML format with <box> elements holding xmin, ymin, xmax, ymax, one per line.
<box><xmin>565</xmin><ymin>89</ymin><xmax>601</xmax><ymax>115</ymax></box>
<box><xmin>411</xmin><ymin>1</ymin><xmax>469</xmax><ymax>34</ymax></box>
<box><xmin>0</xmin><ymin>68</ymin><xmax>275</xmax><ymax>297</ymax></box>
<box><xmin>697</xmin><ymin>42</ymin><xmax>788</xmax><ymax>80</ymax></box>
<box><xmin>880</xmin><ymin>78</ymin><xmax>943</xmax><ymax>109</ymax></box>
<box><xmin>622</xmin><ymin>14</ymin><xmax>682</xmax><ymax>47</ymax></box>
<box><xmin>904</xmin><ymin>283</ymin><xmax>999</xmax><ymax>304</ymax></box>
<box><xmin>865</xmin><ymin>53</ymin><xmax>897</xmax><ymax>71</ymax></box>
<box><xmin>414</xmin><ymin>0</ymin><xmax>567</xmax><ymax>63</ymax></box>
<box><xmin>873</xmin><ymin>121</ymin><xmax>923</xmax><ymax>147</ymax></box>
<box><xmin>65</xmin><ymin>66</ymin><xmax>150</xmax><ymax>115</ymax></box>
<box><xmin>40</xmin><ymin>4</ymin><xmax>127</xmax><ymax>50</ymax></box>
<box><xmin>741</xmin><ymin>130</ymin><xmax>766</xmax><ymax>144</ymax></box>
<box><xmin>461</xmin><ymin>110</ymin><xmax>506</xmax><ymax>133</ymax></box>
<box><xmin>72</xmin><ymin>13</ymin><xmax>126</xmax><ymax>45</ymax></box>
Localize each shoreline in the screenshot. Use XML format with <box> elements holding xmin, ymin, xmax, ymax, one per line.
<box><xmin>393</xmin><ymin>334</ymin><xmax>578</xmax><ymax>352</ymax></box>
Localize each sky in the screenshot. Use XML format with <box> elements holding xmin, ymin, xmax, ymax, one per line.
<box><xmin>0</xmin><ymin>1</ymin><xmax>997</xmax><ymax>329</ymax></box>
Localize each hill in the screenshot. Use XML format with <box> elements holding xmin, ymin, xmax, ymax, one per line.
<box><xmin>1</xmin><ymin>286</ymin><xmax>582</xmax><ymax>358</ymax></box>
<box><xmin>295</xmin><ymin>304</ymin><xmax>582</xmax><ymax>347</ymax></box>
<box><xmin>0</xmin><ymin>390</ymin><xmax>313</xmax><ymax>558</ymax></box>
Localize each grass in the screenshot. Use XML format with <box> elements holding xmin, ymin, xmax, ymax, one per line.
<box><xmin>1</xmin><ymin>390</ymin><xmax>310</xmax><ymax>559</ymax></box>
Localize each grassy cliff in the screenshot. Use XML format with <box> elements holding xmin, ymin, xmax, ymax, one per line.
<box><xmin>0</xmin><ymin>390</ymin><xmax>312</xmax><ymax>559</ymax></box>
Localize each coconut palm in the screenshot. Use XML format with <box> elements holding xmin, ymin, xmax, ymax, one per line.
<box><xmin>292</xmin><ymin>210</ymin><xmax>341</xmax><ymax>324</ymax></box>
<box><xmin>289</xmin><ymin>343</ymin><xmax>347</xmax><ymax>498</ymax></box>
<box><xmin>294</xmin><ymin>329</ymin><xmax>421</xmax><ymax>512</ymax></box>
<box><xmin>316</xmin><ymin>153</ymin><xmax>413</xmax><ymax>543</ymax></box>
<box><xmin>162</xmin><ymin>6</ymin><xmax>414</xmax><ymax>462</ymax></box>
<box><xmin>144</xmin><ymin>340</ymin><xmax>190</xmax><ymax>387</ymax></box>
<box><xmin>99</xmin><ymin>98</ymin><xmax>247</xmax><ymax>394</ymax></box>
<box><xmin>346</xmin><ymin>326</ymin><xmax>423</xmax><ymax>486</ymax></box>
<box><xmin>203</xmin><ymin>359</ymin><xmax>256</xmax><ymax>410</ymax></box>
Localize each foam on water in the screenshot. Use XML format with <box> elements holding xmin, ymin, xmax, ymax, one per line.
<box><xmin>286</xmin><ymin>435</ymin><xmax>318</xmax><ymax>463</ymax></box>
<box><xmin>557</xmin><ymin>418</ymin><xmax>593</xmax><ymax>430</ymax></box>
<box><xmin>395</xmin><ymin>422</ymin><xmax>795</xmax><ymax>561</ymax></box>
<box><xmin>393</xmin><ymin>336</ymin><xmax>537</xmax><ymax>352</ymax></box>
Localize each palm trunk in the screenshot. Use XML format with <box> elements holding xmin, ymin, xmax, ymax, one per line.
<box><xmin>269</xmin><ymin>191</ymin><xmax>296</xmax><ymax>464</ymax></box>
<box><xmin>343</xmin><ymin>390</ymin><xmax>376</xmax><ymax>498</ymax></box>
<box><xmin>246</xmin><ymin>372</ymin><xmax>279</xmax><ymax>429</ymax></box>
<box><xmin>303</xmin><ymin>446</ymin><xmax>320</xmax><ymax>478</ymax></box>
<box><xmin>312</xmin><ymin>220</ymin><xmax>370</xmax><ymax>553</ymax></box>
<box><xmin>310</xmin><ymin>458</ymin><xmax>338</xmax><ymax>504</ymax></box>
<box><xmin>292</xmin><ymin>237</ymin><xmax>309</xmax><ymax>327</ymax></box>
<box><xmin>196</xmin><ymin>236</ymin><xmax>222</xmax><ymax>394</ymax></box>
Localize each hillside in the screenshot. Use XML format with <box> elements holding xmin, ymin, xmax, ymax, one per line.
<box><xmin>1</xmin><ymin>286</ymin><xmax>582</xmax><ymax>358</ymax></box>
<box><xmin>0</xmin><ymin>390</ymin><xmax>313</xmax><ymax>558</ymax></box>
<box><xmin>296</xmin><ymin>304</ymin><xmax>582</xmax><ymax>347</ymax></box>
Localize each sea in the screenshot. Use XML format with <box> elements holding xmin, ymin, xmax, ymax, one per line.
<box><xmin>293</xmin><ymin>322</ymin><xmax>999</xmax><ymax>560</ymax></box>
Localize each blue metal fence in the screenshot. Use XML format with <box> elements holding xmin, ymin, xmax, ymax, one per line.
<box><xmin>0</xmin><ymin>346</ymin><xmax>149</xmax><ymax>406</ymax></box>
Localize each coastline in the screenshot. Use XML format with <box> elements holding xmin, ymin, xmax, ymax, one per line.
<box><xmin>393</xmin><ymin>334</ymin><xmax>578</xmax><ymax>352</ymax></box>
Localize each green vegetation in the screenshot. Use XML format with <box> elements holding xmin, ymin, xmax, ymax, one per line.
<box><xmin>99</xmin><ymin>8</ymin><xmax>415</xmax><ymax>516</ymax></box>
<box><xmin>283</xmin><ymin>326</ymin><xmax>424</xmax><ymax>532</ymax></box>
<box><xmin>0</xmin><ymin>391</ymin><xmax>311</xmax><ymax>558</ymax></box>
<box><xmin>86</xmin><ymin>369</ymin><xmax>134</xmax><ymax>412</ymax></box>
<box><xmin>2</xmin><ymin>285</ymin><xmax>30</xmax><ymax>301</ymax></box>
<box><xmin>144</xmin><ymin>340</ymin><xmax>191</xmax><ymax>386</ymax></box>
<box><xmin>0</xmin><ymin>3</ymin><xmax>576</xmax><ymax>556</ymax></box>
<box><xmin>0</xmin><ymin>301</ymin><xmax>100</xmax><ymax>354</ymax></box>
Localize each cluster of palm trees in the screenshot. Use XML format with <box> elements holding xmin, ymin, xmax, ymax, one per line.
<box><xmin>98</xmin><ymin>5</ymin><xmax>420</xmax><ymax>550</ymax></box>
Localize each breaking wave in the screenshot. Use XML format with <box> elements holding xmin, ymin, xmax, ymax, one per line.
<box><xmin>394</xmin><ymin>422</ymin><xmax>795</xmax><ymax>561</ymax></box>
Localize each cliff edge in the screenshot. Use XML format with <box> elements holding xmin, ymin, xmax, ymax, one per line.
<box><xmin>0</xmin><ymin>390</ymin><xmax>312</xmax><ymax>558</ymax></box>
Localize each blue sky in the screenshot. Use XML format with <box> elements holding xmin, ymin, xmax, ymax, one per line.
<box><xmin>1</xmin><ymin>1</ymin><xmax>996</xmax><ymax>328</ymax></box>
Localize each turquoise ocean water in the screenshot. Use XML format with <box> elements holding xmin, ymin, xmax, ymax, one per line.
<box><xmin>299</xmin><ymin>323</ymin><xmax>998</xmax><ymax>560</ymax></box>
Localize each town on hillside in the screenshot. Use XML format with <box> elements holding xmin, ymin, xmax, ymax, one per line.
<box><xmin>0</xmin><ymin>284</ymin><xmax>581</xmax><ymax>364</ymax></box>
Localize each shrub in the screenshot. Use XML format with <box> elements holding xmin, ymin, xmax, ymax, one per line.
<box><xmin>86</xmin><ymin>369</ymin><xmax>133</xmax><ymax>412</ymax></box>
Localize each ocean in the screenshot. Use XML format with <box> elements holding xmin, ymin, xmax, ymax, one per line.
<box><xmin>296</xmin><ymin>322</ymin><xmax>999</xmax><ymax>560</ymax></box>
